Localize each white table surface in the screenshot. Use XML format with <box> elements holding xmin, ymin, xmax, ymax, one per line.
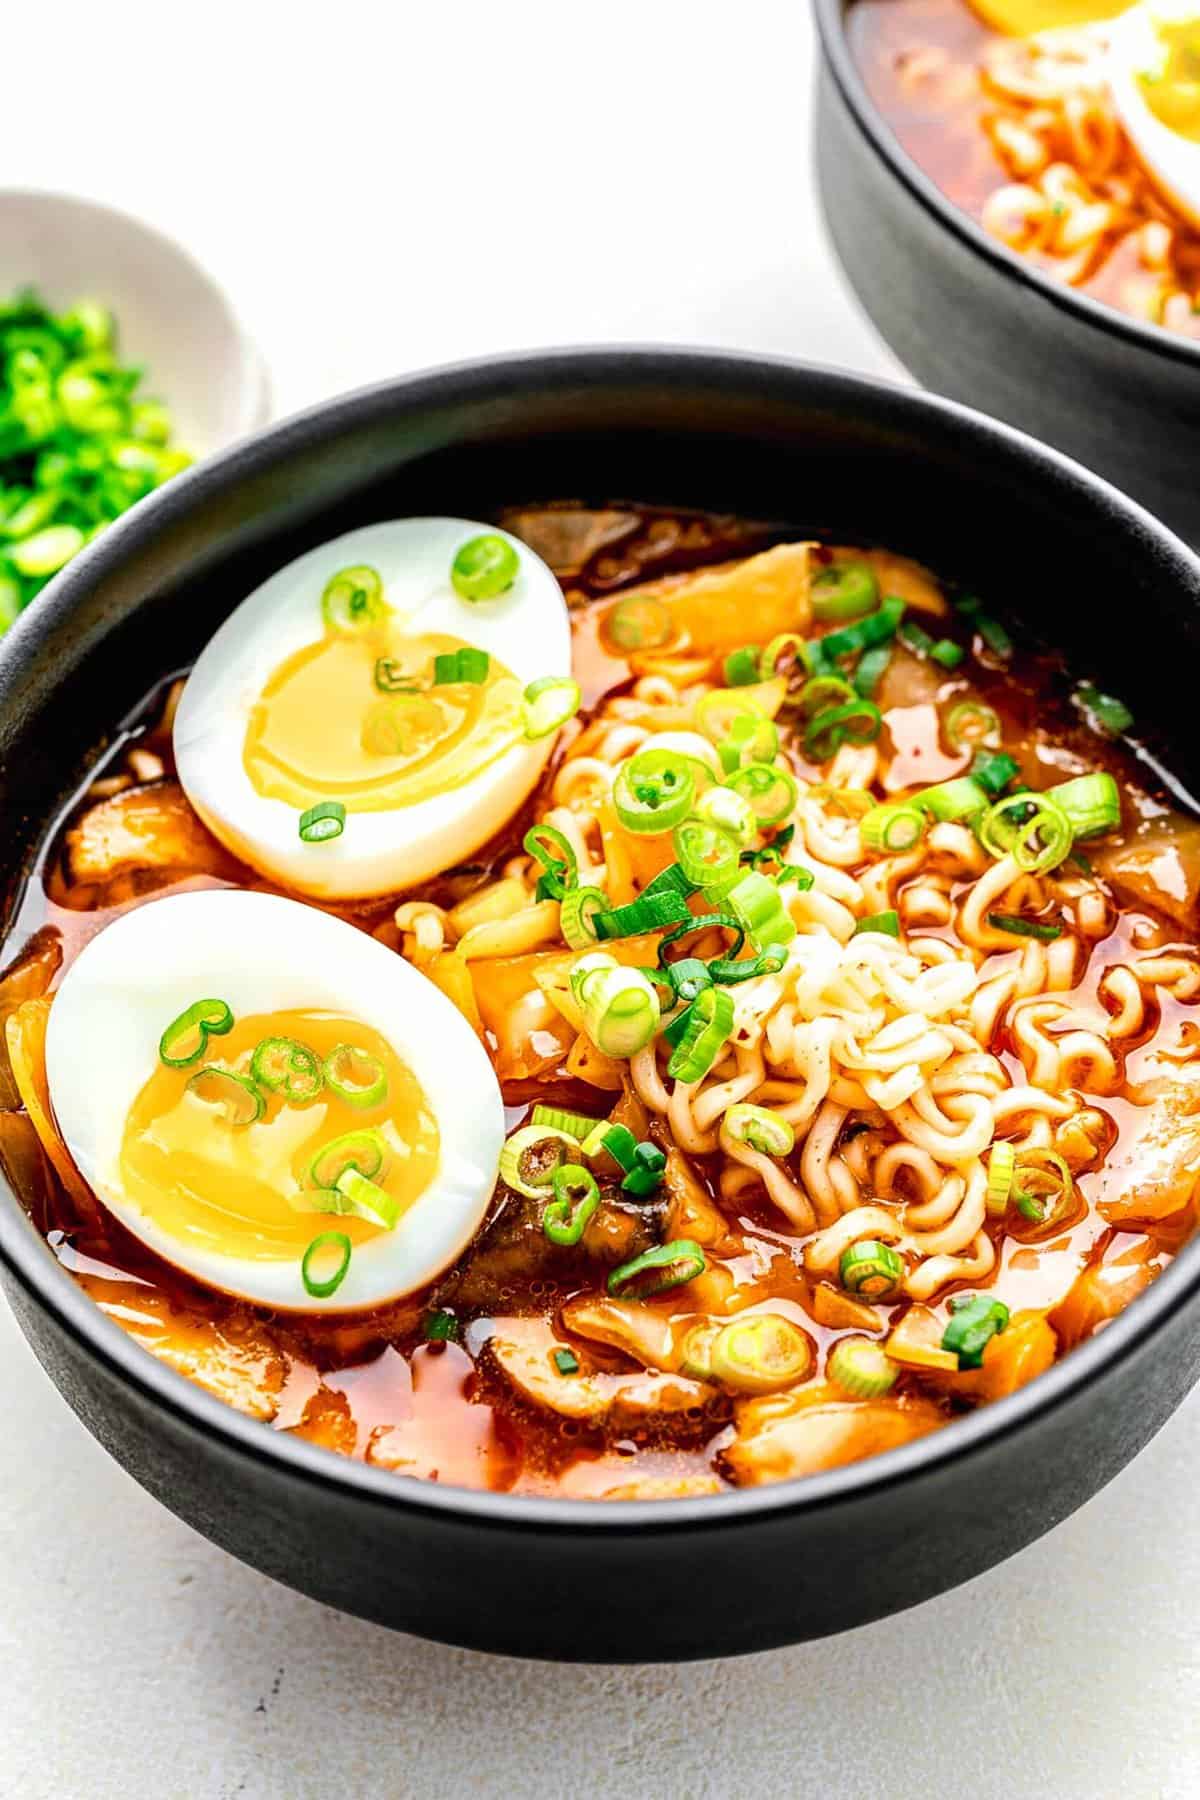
<box><xmin>3</xmin><ymin>4</ymin><xmax>1198</xmax><ymax>1796</ymax></box>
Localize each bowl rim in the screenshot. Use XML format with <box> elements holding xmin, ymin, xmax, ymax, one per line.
<box><xmin>812</xmin><ymin>0</ymin><xmax>1200</xmax><ymax>371</ymax></box>
<box><xmin>3</xmin><ymin>340</ymin><xmax>1200</xmax><ymax>1534</ymax></box>
<box><xmin>0</xmin><ymin>183</ymin><xmax>270</xmax><ymax>444</ymax></box>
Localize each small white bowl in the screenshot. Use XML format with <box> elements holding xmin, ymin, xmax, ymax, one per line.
<box><xmin>0</xmin><ymin>188</ymin><xmax>270</xmax><ymax>455</ymax></box>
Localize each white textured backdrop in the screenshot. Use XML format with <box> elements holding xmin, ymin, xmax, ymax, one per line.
<box><xmin>2</xmin><ymin>4</ymin><xmax>1196</xmax><ymax>1796</ymax></box>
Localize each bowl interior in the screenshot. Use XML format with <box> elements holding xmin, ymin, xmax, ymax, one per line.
<box><xmin>0</xmin><ymin>189</ymin><xmax>268</xmax><ymax>455</ymax></box>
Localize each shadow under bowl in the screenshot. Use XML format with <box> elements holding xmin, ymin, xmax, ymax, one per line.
<box><xmin>2</xmin><ymin>347</ymin><xmax>1200</xmax><ymax>1661</ymax></box>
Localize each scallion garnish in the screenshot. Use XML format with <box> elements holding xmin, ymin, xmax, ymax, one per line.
<box><xmin>666</xmin><ymin>985</ymin><xmax>734</xmax><ymax>1081</ymax></box>
<box><xmin>323</xmin><ymin>1044</ymin><xmax>389</xmax><ymax>1110</ymax></box>
<box><xmin>803</xmin><ymin>698</ymin><xmax>883</xmax><ymax>761</ymax></box>
<box><xmin>827</xmin><ymin>1337</ymin><xmax>898</xmax><ymax>1398</ymax></box>
<box><xmin>971</xmin><ymin>750</ymin><xmax>1020</xmax><ymax>797</ymax></box>
<box><xmin>498</xmin><ymin>1125</ymin><xmax>582</xmax><ymax>1199</ymax></box>
<box><xmin>941</xmin><ymin>1293</ymin><xmax>1009</xmax><ymax>1368</ymax></box>
<box><xmin>726</xmin><ymin>761</ymin><xmax>798</xmax><ymax>825</ymax></box>
<box><xmin>530</xmin><ymin>1103</ymin><xmax>602</xmax><ymax>1139</ymax></box>
<box><xmin>724</xmin><ymin>1102</ymin><xmax>794</xmax><ymax>1156</ymax></box>
<box><xmin>424</xmin><ymin>1310</ymin><xmax>459</xmax><ymax>1342</ymax></box>
<box><xmin>250</xmin><ymin>1036</ymin><xmax>324</xmax><ymax>1104</ymax></box>
<box><xmin>860</xmin><ymin>800</ymin><xmax>926</xmax><ymax>853</ymax></box>
<box><xmin>811</xmin><ymin>560</ymin><xmax>879</xmax><ymax>622</ymax></box>
<box><xmin>542</xmin><ymin>1165</ymin><xmax>602</xmax><ymax>1245</ymax></box>
<box><xmin>521</xmin><ymin>674</ymin><xmax>581</xmax><ymax>741</ymax></box>
<box><xmin>673</xmin><ymin>816</ymin><xmax>742</xmax><ymax>890</ymax></box>
<box><xmin>719</xmin><ymin>870</ymin><xmax>796</xmax><ymax>952</ymax></box>
<box><xmin>158</xmin><ymin>997</ymin><xmax>234</xmax><ymax>1068</ymax></box>
<box><xmin>307</xmin><ymin>1128</ymin><xmax>389</xmax><ymax>1191</ymax></box>
<box><xmin>604</xmin><ymin>595</ymin><xmax>673</xmax><ymax>652</ymax></box>
<box><xmin>553</xmin><ymin>1347</ymin><xmax>581</xmax><ymax>1375</ymax></box>
<box><xmin>523</xmin><ymin>823</ymin><xmax>578</xmax><ymax>900</ymax></box>
<box><xmin>956</xmin><ymin>596</ymin><xmax>1011</xmax><ymax>658</ymax></box>
<box><xmin>979</xmin><ymin>791</ymin><xmax>1073</xmax><ymax>873</ymax></box>
<box><xmin>580</xmin><ymin>1120</ymin><xmax>640</xmax><ymax>1172</ymax></box>
<box><xmin>620</xmin><ymin>1140</ymin><xmax>667</xmax><ymax>1198</ymax></box>
<box><xmin>853</xmin><ymin>910</ymin><xmax>901</xmax><ymax>938</ymax></box>
<box><xmin>607</xmin><ymin>1238</ymin><xmax>708</xmax><ymax>1300</ymax></box>
<box><xmin>816</xmin><ymin>596</ymin><xmax>906</xmax><ymax>663</ymax></box>
<box><xmin>321</xmin><ymin>564</ymin><xmax>387</xmax><ymax>632</ymax></box>
<box><xmin>1074</xmin><ymin>682</ymin><xmax>1133</xmax><ymax>737</ymax></box>
<box><xmin>451</xmin><ymin>532</ymin><xmax>519</xmax><ymax>602</ymax></box>
<box><xmin>185</xmin><ymin>1066</ymin><xmax>265</xmax><ymax>1127</ymax></box>
<box><xmin>929</xmin><ymin>638</ymin><xmax>965</xmax><ymax>669</ymax></box>
<box><xmin>571</xmin><ymin>958</ymin><xmax>662</xmax><ymax>1058</ymax></box>
<box><xmin>1044</xmin><ymin>772</ymin><xmax>1120</xmax><ymax>839</ymax></box>
<box><xmin>592</xmin><ymin>889</ymin><xmax>692</xmax><ymax>940</ymax></box>
<box><xmin>839</xmin><ymin>1239</ymin><xmax>904</xmax><ymax>1299</ymax></box>
<box><xmin>854</xmin><ymin>642</ymin><xmax>892</xmax><ymax>698</ymax></box>
<box><xmin>373</xmin><ymin>657</ymin><xmax>418</xmax><ymax>693</ymax></box>
<box><xmin>986</xmin><ymin>912</ymin><xmax>1063</xmax><ymax>940</ymax></box>
<box><xmin>916</xmin><ymin>776</ymin><xmax>989</xmax><ymax>825</ymax></box>
<box><xmin>723</xmin><ymin>644</ymin><xmax>761</xmax><ymax>686</ymax></box>
<box><xmin>433</xmin><ymin>647</ymin><xmax>490</xmax><ymax>685</ymax></box>
<box><xmin>559</xmin><ymin>885</ymin><xmax>607</xmax><ymax>948</ymax></box>
<box><xmin>944</xmin><ymin>700</ymin><xmax>1000</xmax><ymax>750</ymax></box>
<box><xmin>898</xmin><ymin>619</ymin><xmax>937</xmax><ymax>658</ymax></box>
<box><xmin>301</xmin><ymin>1231</ymin><xmax>353</xmax><ymax>1299</ymax></box>
<box><xmin>299</xmin><ymin>800</ymin><xmax>346</xmax><ymax>844</ymax></box>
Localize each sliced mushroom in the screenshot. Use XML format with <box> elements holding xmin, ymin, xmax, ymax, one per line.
<box><xmin>1092</xmin><ymin>1066</ymin><xmax>1200</xmax><ymax>1225</ymax></box>
<box><xmin>482</xmin><ymin>1317</ymin><xmax>716</xmax><ymax>1428</ymax></box>
<box><xmin>442</xmin><ymin>1179</ymin><xmax>667</xmax><ymax>1310</ymax></box>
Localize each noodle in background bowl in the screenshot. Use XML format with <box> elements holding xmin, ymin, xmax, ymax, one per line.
<box><xmin>2</xmin><ymin>348</ymin><xmax>1200</xmax><ymax>1660</ymax></box>
<box><xmin>812</xmin><ymin>0</ymin><xmax>1200</xmax><ymax>552</ymax></box>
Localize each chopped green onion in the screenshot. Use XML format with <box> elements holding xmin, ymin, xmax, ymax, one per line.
<box><xmin>759</xmin><ymin>632</ymin><xmax>810</xmax><ymax>683</ymax></box>
<box><xmin>592</xmin><ymin>889</ymin><xmax>691</xmax><ymax>940</ymax></box>
<box><xmin>530</xmin><ymin>1103</ymin><xmax>602</xmax><ymax>1139</ymax></box>
<box><xmin>853</xmin><ymin>910</ymin><xmax>900</xmax><ymax>938</ymax></box>
<box><xmin>694</xmin><ymin>690</ymin><xmax>771</xmax><ymax>751</ymax></box>
<box><xmin>559</xmin><ymin>885</ymin><xmax>607</xmax><ymax>948</ymax></box>
<box><xmin>724</xmin><ymin>1103</ymin><xmax>795</xmax><ymax>1156</ymax></box>
<box><xmin>185</xmin><ymin>1066</ymin><xmax>264</xmax><ymax>1127</ymax></box>
<box><xmin>543</xmin><ymin>1165</ymin><xmax>602</xmax><ymax>1245</ymax></box>
<box><xmin>972</xmin><ymin>750</ymin><xmax>1020</xmax><ymax>797</ymax></box>
<box><xmin>323</xmin><ymin>1043</ymin><xmax>389</xmax><ymax>1110</ymax></box>
<box><xmin>673</xmin><ymin>817</ymin><xmax>741</xmax><ymax>890</ymax></box>
<box><xmin>979</xmin><ymin>792</ymin><xmax>1073</xmax><ymax>873</ymax></box>
<box><xmin>374</xmin><ymin>657</ymin><xmax>418</xmax><ymax>693</ymax></box>
<box><xmin>804</xmin><ymin>699</ymin><xmax>882</xmax><ymax>761</ymax></box>
<box><xmin>692</xmin><ymin>783</ymin><xmax>757</xmax><ymax>847</ymax></box>
<box><xmin>250</xmin><ymin>1036</ymin><xmax>324</xmax><ymax>1105</ymax></box>
<box><xmin>986</xmin><ymin>1141</ymin><xmax>1015</xmax><ymax>1216</ymax></box>
<box><xmin>573</xmin><ymin>961</ymin><xmax>662</xmax><ymax>1058</ymax></box>
<box><xmin>898</xmin><ymin>619</ymin><xmax>936</xmax><ymax>657</ymax></box>
<box><xmin>158</xmin><ymin>997</ymin><xmax>234</xmax><ymax>1069</ymax></box>
<box><xmin>818</xmin><ymin>596</ymin><xmax>906</xmax><ymax>662</ymax></box>
<box><xmin>957</xmin><ymin>596</ymin><xmax>1012</xmax><ymax>658</ymax></box>
<box><xmin>524</xmin><ymin>823</ymin><xmax>578</xmax><ymax>901</ymax></box>
<box><xmin>986</xmin><ymin>912</ymin><xmax>1063</xmax><ymax>941</ymax></box>
<box><xmin>607</xmin><ymin>1238</ymin><xmax>707</xmax><ymax>1300</ymax></box>
<box><xmin>707</xmin><ymin>944</ymin><xmax>788</xmax><ymax>984</ymax></box>
<box><xmin>451</xmin><ymin>532</ymin><xmax>520</xmax><ymax>601</ymax></box>
<box><xmin>827</xmin><ymin>1336</ymin><xmax>898</xmax><ymax>1398</ymax></box>
<box><xmin>944</xmin><ymin>700</ymin><xmax>1000</xmax><ymax>750</ymax></box>
<box><xmin>718</xmin><ymin>713</ymin><xmax>779</xmax><ymax>774</ymax></box>
<box><xmin>643</xmin><ymin>862</ymin><xmax>701</xmax><ymax>900</ymax></box>
<box><xmin>498</xmin><ymin>1124</ymin><xmax>583</xmax><ymax>1199</ymax></box>
<box><xmin>604</xmin><ymin>595</ymin><xmax>673</xmax><ymax>652</ymax></box>
<box><xmin>433</xmin><ymin>647</ymin><xmax>490</xmax><ymax>685</ymax></box>
<box><xmin>720</xmin><ymin>870</ymin><xmax>797</xmax><ymax>952</ymax></box>
<box><xmin>333</xmin><ymin>1168</ymin><xmax>403</xmax><ymax>1229</ymax></box>
<box><xmin>723</xmin><ymin>645</ymin><xmax>761</xmax><ymax>686</ymax></box>
<box><xmin>301</xmin><ymin>1231</ymin><xmax>352</xmax><ymax>1299</ymax></box>
<box><xmin>308</xmin><ymin>1128</ymin><xmax>390</xmax><ymax>1190</ymax></box>
<box><xmin>854</xmin><ymin>643</ymin><xmax>892</xmax><ymax>698</ymax></box>
<box><xmin>942</xmin><ymin>1293</ymin><xmax>1009</xmax><ymax>1368</ymax></box>
<box><xmin>1012</xmin><ymin>1148</ymin><xmax>1074</xmax><ymax>1228</ymax></box>
<box><xmin>917</xmin><ymin>776</ymin><xmax>989</xmax><ymax>824</ymax></box>
<box><xmin>666</xmin><ymin>986</ymin><xmax>735</xmax><ymax>1081</ymax></box>
<box><xmin>424</xmin><ymin>1310</ymin><xmax>459</xmax><ymax>1342</ymax></box>
<box><xmin>522</xmin><ymin>675</ymin><xmax>581</xmax><ymax>741</ymax></box>
<box><xmin>299</xmin><ymin>801</ymin><xmax>346</xmax><ymax>844</ymax></box>
<box><xmin>811</xmin><ymin>560</ymin><xmax>879</xmax><ymax>622</ymax></box>
<box><xmin>839</xmin><ymin>1239</ymin><xmax>904</xmax><ymax>1299</ymax></box>
<box><xmin>621</xmin><ymin>1140</ymin><xmax>668</xmax><ymax>1197</ymax></box>
<box><xmin>708</xmin><ymin>1315</ymin><xmax>812</xmax><ymax>1392</ymax></box>
<box><xmin>659</xmin><ymin>955</ymin><xmax>715</xmax><ymax>1006</ymax></box>
<box><xmin>321</xmin><ymin>564</ymin><xmax>387</xmax><ymax>632</ymax></box>
<box><xmin>1074</xmin><ymin>682</ymin><xmax>1132</xmax><ymax>737</ymax></box>
<box><xmin>1044</xmin><ymin>773</ymin><xmax>1120</xmax><ymax>840</ymax></box>
<box><xmin>553</xmin><ymin>1347</ymin><xmax>580</xmax><ymax>1375</ymax></box>
<box><xmin>860</xmin><ymin>800</ymin><xmax>926</xmax><ymax>854</ymax></box>
<box><xmin>798</xmin><ymin>673</ymin><xmax>856</xmax><ymax>716</ymax></box>
<box><xmin>727</xmin><ymin>761</ymin><xmax>798</xmax><ymax>825</ymax></box>
<box><xmin>613</xmin><ymin>748</ymin><xmax>696</xmax><ymax>834</ymax></box>
<box><xmin>930</xmin><ymin>638</ymin><xmax>965</xmax><ymax>669</ymax></box>
<box><xmin>580</xmin><ymin>1120</ymin><xmax>639</xmax><ymax>1172</ymax></box>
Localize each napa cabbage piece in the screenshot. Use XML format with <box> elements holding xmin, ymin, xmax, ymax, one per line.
<box><xmin>482</xmin><ymin>1317</ymin><xmax>719</xmax><ymax>1427</ymax></box>
<box><xmin>721</xmin><ymin>1384</ymin><xmax>943</xmax><ymax>1485</ymax></box>
<box><xmin>605</xmin><ymin>542</ymin><xmax>812</xmax><ymax>656</ymax></box>
<box><xmin>1092</xmin><ymin>807</ymin><xmax>1200</xmax><ymax>930</ymax></box>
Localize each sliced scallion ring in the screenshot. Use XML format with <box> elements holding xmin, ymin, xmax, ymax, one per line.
<box><xmin>916</xmin><ymin>776</ymin><xmax>989</xmax><ymax>825</ymax></box>
<box><xmin>1012</xmin><ymin>1148</ymin><xmax>1074</xmax><ymax>1229</ymax></box>
<box><xmin>323</xmin><ymin>1044</ymin><xmax>389</xmax><ymax>1110</ymax></box>
<box><xmin>250</xmin><ymin>1036</ymin><xmax>324</xmax><ymax>1104</ymax></box>
<box><xmin>839</xmin><ymin>1239</ymin><xmax>903</xmax><ymax>1299</ymax></box>
<box><xmin>720</xmin><ymin>870</ymin><xmax>796</xmax><ymax>952</ymax></box>
<box><xmin>672</xmin><ymin>816</ymin><xmax>741</xmax><ymax>890</ymax></box>
<box><xmin>301</xmin><ymin>1231</ymin><xmax>352</xmax><ymax>1299</ymax></box>
<box><xmin>559</xmin><ymin>885</ymin><xmax>607</xmax><ymax>948</ymax></box>
<box><xmin>522</xmin><ymin>675</ymin><xmax>581</xmax><ymax>741</ymax></box>
<box><xmin>941</xmin><ymin>1293</ymin><xmax>1009</xmax><ymax>1368</ymax></box>
<box><xmin>523</xmin><ymin>823</ymin><xmax>578</xmax><ymax>900</ymax></box>
<box><xmin>575</xmin><ymin>963</ymin><xmax>661</xmax><ymax>1058</ymax></box>
<box><xmin>613</xmin><ymin>748</ymin><xmax>696</xmax><ymax>834</ymax></box>
<box><xmin>723</xmin><ymin>645</ymin><xmax>761</xmax><ymax>686</ymax></box>
<box><xmin>529</xmin><ymin>1103</ymin><xmax>602</xmax><ymax>1140</ymax></box>
<box><xmin>979</xmin><ymin>791</ymin><xmax>1073</xmax><ymax>874</ymax></box>
<box><xmin>498</xmin><ymin>1124</ymin><xmax>583</xmax><ymax>1199</ymax></box>
<box><xmin>321</xmin><ymin>564</ymin><xmax>387</xmax><ymax>632</ymax></box>
<box><xmin>542</xmin><ymin>1165</ymin><xmax>602</xmax><ymax>1246</ymax></box>
<box><xmin>185</xmin><ymin>1066</ymin><xmax>264</xmax><ymax>1127</ymax></box>
<box><xmin>726</xmin><ymin>761</ymin><xmax>798</xmax><ymax>825</ymax></box>
<box><xmin>433</xmin><ymin>647</ymin><xmax>490</xmax><ymax>684</ymax></box>
<box><xmin>1044</xmin><ymin>772</ymin><xmax>1120</xmax><ymax>840</ymax></box>
<box><xmin>592</xmin><ymin>889</ymin><xmax>692</xmax><ymax>939</ymax></box>
<box><xmin>299</xmin><ymin>801</ymin><xmax>346</xmax><ymax>844</ymax></box>
<box><xmin>708</xmin><ymin>1315</ymin><xmax>812</xmax><ymax>1393</ymax></box>
<box><xmin>804</xmin><ymin>698</ymin><xmax>882</xmax><ymax>761</ymax></box>
<box><xmin>827</xmin><ymin>1336</ymin><xmax>897</xmax><ymax>1398</ymax></box>
<box><xmin>333</xmin><ymin>1167</ymin><xmax>403</xmax><ymax>1229</ymax></box>
<box><xmin>811</xmin><ymin>560</ymin><xmax>878</xmax><ymax>622</ymax></box>
<box><xmin>724</xmin><ymin>1103</ymin><xmax>795</xmax><ymax>1156</ymax></box>
<box><xmin>692</xmin><ymin>782</ymin><xmax>757</xmax><ymax>846</ymax></box>
<box><xmin>853</xmin><ymin>910</ymin><xmax>900</xmax><ymax>938</ymax></box>
<box><xmin>603</xmin><ymin>595</ymin><xmax>674</xmax><ymax>652</ymax></box>
<box><xmin>860</xmin><ymin>800</ymin><xmax>926</xmax><ymax>854</ymax></box>
<box><xmin>307</xmin><ymin>1128</ymin><xmax>390</xmax><ymax>1191</ymax></box>
<box><xmin>944</xmin><ymin>700</ymin><xmax>1000</xmax><ymax>750</ymax></box>
<box><xmin>606</xmin><ymin>1238</ymin><xmax>708</xmax><ymax>1300</ymax></box>
<box><xmin>158</xmin><ymin>997</ymin><xmax>234</xmax><ymax>1068</ymax></box>
<box><xmin>451</xmin><ymin>532</ymin><xmax>519</xmax><ymax>601</ymax></box>
<box><xmin>986</xmin><ymin>1140</ymin><xmax>1016</xmax><ymax>1216</ymax></box>
<box><xmin>666</xmin><ymin>986</ymin><xmax>734</xmax><ymax>1081</ymax></box>
<box><xmin>373</xmin><ymin>656</ymin><xmax>418</xmax><ymax>693</ymax></box>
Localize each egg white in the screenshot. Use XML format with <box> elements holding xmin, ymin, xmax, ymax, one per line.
<box><xmin>173</xmin><ymin>517</ymin><xmax>571</xmax><ymax>899</ymax></box>
<box><xmin>1109</xmin><ymin>4</ymin><xmax>1200</xmax><ymax>231</ymax></box>
<box><xmin>44</xmin><ymin>889</ymin><xmax>504</xmax><ymax>1312</ymax></box>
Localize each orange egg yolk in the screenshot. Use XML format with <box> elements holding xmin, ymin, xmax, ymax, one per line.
<box><xmin>243</xmin><ymin>628</ymin><xmax>523</xmax><ymax>812</ymax></box>
<box><xmin>120</xmin><ymin>1009</ymin><xmax>440</xmax><ymax>1261</ymax></box>
<box><xmin>1140</xmin><ymin>16</ymin><xmax>1200</xmax><ymax>141</ymax></box>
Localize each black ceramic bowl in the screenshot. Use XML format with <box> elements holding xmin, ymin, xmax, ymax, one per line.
<box><xmin>813</xmin><ymin>0</ymin><xmax>1200</xmax><ymax>551</ymax></box>
<box><xmin>3</xmin><ymin>348</ymin><xmax>1200</xmax><ymax>1663</ymax></box>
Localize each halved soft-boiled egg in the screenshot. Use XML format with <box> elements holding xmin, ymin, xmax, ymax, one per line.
<box><xmin>173</xmin><ymin>517</ymin><xmax>573</xmax><ymax>900</ymax></box>
<box><xmin>44</xmin><ymin>889</ymin><xmax>504</xmax><ymax>1311</ymax></box>
<box><xmin>1109</xmin><ymin>4</ymin><xmax>1200</xmax><ymax>230</ymax></box>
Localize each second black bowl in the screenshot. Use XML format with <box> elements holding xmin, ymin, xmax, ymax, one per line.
<box><xmin>813</xmin><ymin>0</ymin><xmax>1200</xmax><ymax>551</ymax></box>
